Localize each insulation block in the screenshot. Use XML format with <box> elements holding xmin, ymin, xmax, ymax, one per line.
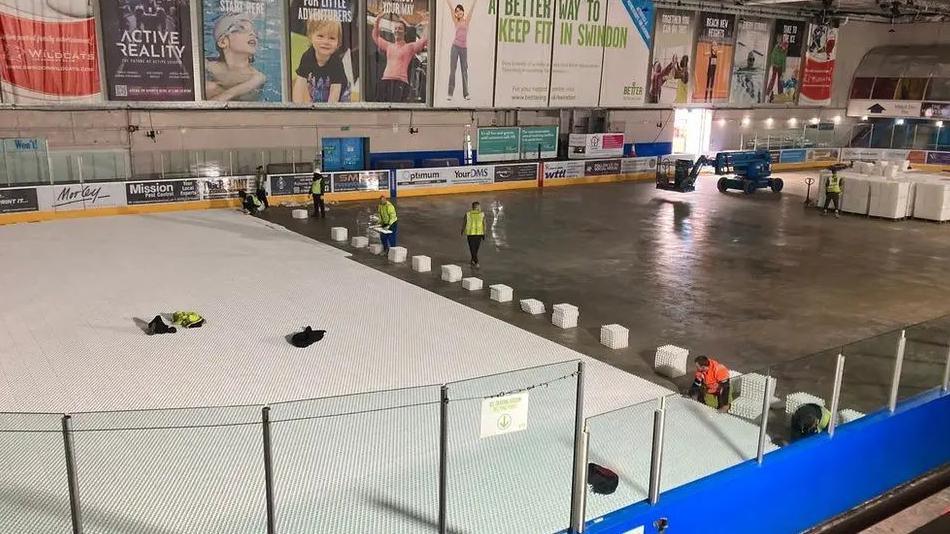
<box><xmin>868</xmin><ymin>179</ymin><xmax>910</xmax><ymax>219</ymax></box>
<box><xmin>913</xmin><ymin>182</ymin><xmax>950</xmax><ymax>221</ymax></box>
<box><xmin>785</xmin><ymin>392</ymin><xmax>826</xmax><ymax>417</ymax></box>
<box><xmin>350</xmin><ymin>236</ymin><xmax>369</xmax><ymax>248</ymax></box>
<box><xmin>411</xmin><ymin>255</ymin><xmax>431</xmax><ymax>272</ymax></box>
<box><xmin>368</xmin><ymin>243</ymin><xmax>384</xmax><ymax>255</ymax></box>
<box><xmin>841</xmin><ymin>177</ymin><xmax>871</xmax><ymax>215</ymax></box>
<box><xmin>552</xmin><ymin>303</ymin><xmax>579</xmax><ymax>329</ymax></box>
<box><xmin>441</xmin><ymin>265</ymin><xmax>463</xmax><ymax>282</ymax></box>
<box><xmin>838</xmin><ymin>408</ymin><xmax>865</xmax><ymax>424</ymax></box>
<box><xmin>728</xmin><ymin>397</ymin><xmax>763</xmax><ymax>420</ymax></box>
<box><xmin>462</xmin><ymin>277</ymin><xmax>483</xmax><ymax>291</ymax></box>
<box><xmin>330</xmin><ymin>227</ymin><xmax>348</xmax><ymax>242</ymax></box>
<box><xmin>519</xmin><ymin>299</ymin><xmax>546</xmax><ymax>315</ymax></box>
<box><xmin>291</xmin><ymin>209</ymin><xmax>309</xmax><ymax>219</ymax></box>
<box><xmin>600</xmin><ymin>324</ymin><xmax>629</xmax><ymax>349</ymax></box>
<box><xmin>654</xmin><ymin>345</ymin><xmax>689</xmax><ymax>378</ymax></box>
<box><xmin>489</xmin><ymin>284</ymin><xmax>513</xmax><ymax>302</ymax></box>
<box><xmin>387</xmin><ymin>246</ymin><xmax>407</xmax><ymax>263</ymax></box>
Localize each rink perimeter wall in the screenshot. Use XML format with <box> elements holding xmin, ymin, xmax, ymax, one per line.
<box><xmin>578</xmin><ymin>389</ymin><xmax>950</xmax><ymax>534</ymax></box>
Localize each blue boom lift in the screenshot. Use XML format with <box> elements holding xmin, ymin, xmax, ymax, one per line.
<box><xmin>655</xmin><ymin>150</ymin><xmax>784</xmax><ymax>194</ymax></box>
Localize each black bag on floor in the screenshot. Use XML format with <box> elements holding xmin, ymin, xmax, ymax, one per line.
<box><xmin>588</xmin><ymin>463</ymin><xmax>619</xmax><ymax>495</ymax></box>
<box><xmin>291</xmin><ymin>326</ymin><xmax>325</xmax><ymax>348</ymax></box>
<box><xmin>147</xmin><ymin>315</ymin><xmax>177</xmax><ymax>335</ymax></box>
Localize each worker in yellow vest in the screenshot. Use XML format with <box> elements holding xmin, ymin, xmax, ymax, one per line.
<box><xmin>377</xmin><ymin>195</ymin><xmax>398</xmax><ymax>251</ymax></box>
<box><xmin>461</xmin><ymin>201</ymin><xmax>486</xmax><ymax>268</ymax></box>
<box><xmin>311</xmin><ymin>172</ymin><xmax>326</xmax><ymax>218</ymax></box>
<box><xmin>822</xmin><ymin>168</ymin><xmax>842</xmax><ymax>218</ymax></box>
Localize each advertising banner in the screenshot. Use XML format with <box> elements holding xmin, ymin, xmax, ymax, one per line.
<box><xmin>847</xmin><ymin>99</ymin><xmax>923</xmax><ymax>119</ymax></box>
<box><xmin>926</xmin><ymin>152</ymin><xmax>950</xmax><ymax>165</ymax></box>
<box><xmin>433</xmin><ymin>0</ymin><xmax>495</xmax><ymax>107</ymax></box>
<box><xmin>269</xmin><ymin>173</ymin><xmax>313</xmax><ymax>195</ymax></box>
<box><xmin>549</xmin><ymin>0</ymin><xmax>608</xmax><ymax>107</ymax></box>
<box><xmin>493</xmin><ymin>0</ymin><xmax>555</xmax><ymax>107</ymax></box>
<box><xmin>203</xmin><ymin>0</ymin><xmax>283</xmax><ymax>102</ymax></box>
<box><xmin>779</xmin><ymin>149</ymin><xmax>806</xmax><ymax>164</ymax></box>
<box><xmin>730</xmin><ymin>16</ymin><xmax>770</xmax><ymax>105</ymax></box>
<box><xmin>807</xmin><ymin>148</ymin><xmax>839</xmax><ymax>162</ymax></box>
<box><xmin>620</xmin><ymin>156</ymin><xmax>656</xmax><ymax>174</ymax></box>
<box><xmin>922</xmin><ymin>102</ymin><xmax>950</xmax><ymax>120</ymax></box>
<box><xmin>332</xmin><ymin>170</ymin><xmax>389</xmax><ymax>192</ymax></box>
<box><xmin>568</xmin><ymin>133</ymin><xmax>624</xmax><ymax>159</ymax></box>
<box><xmin>542</xmin><ymin>160</ymin><xmax>584</xmax><ymax>179</ymax></box>
<box><xmin>365</xmin><ymin>0</ymin><xmax>429</xmax><ymax>103</ymax></box>
<box><xmin>798</xmin><ymin>23</ymin><xmax>837</xmax><ymax>105</ymax></box>
<box><xmin>289</xmin><ymin>0</ymin><xmax>359</xmax><ymax>103</ymax></box>
<box><xmin>584</xmin><ymin>159</ymin><xmax>622</xmax><ymax>176</ymax></box>
<box><xmin>202</xmin><ymin>176</ymin><xmax>253</xmax><ymax>199</ymax></box>
<box><xmin>649</xmin><ymin>8</ymin><xmax>695</xmax><ymax>104</ymax></box>
<box><xmin>520</xmin><ymin>126</ymin><xmax>558</xmax><ymax>159</ymax></box>
<box><xmin>908</xmin><ymin>150</ymin><xmax>926</xmax><ymax>165</ymax></box>
<box><xmin>493</xmin><ymin>163</ymin><xmax>537</xmax><ymax>182</ymax></box>
<box><xmin>692</xmin><ymin>12</ymin><xmax>734</xmax><ymax>104</ymax></box>
<box><xmin>0</xmin><ymin>1</ymin><xmax>100</xmax><ymax>103</ymax></box>
<box><xmin>839</xmin><ymin>148</ymin><xmax>881</xmax><ymax>161</ymax></box>
<box><xmin>599</xmin><ymin>0</ymin><xmax>653</xmax><ymax>107</ymax></box>
<box><xmin>0</xmin><ymin>187</ymin><xmax>39</xmax><ymax>213</ymax></box>
<box><xmin>126</xmin><ymin>179</ymin><xmax>201</xmax><ymax>204</ymax></box>
<box><xmin>765</xmin><ymin>19</ymin><xmax>806</xmax><ymax>105</ymax></box>
<box><xmin>47</xmin><ymin>183</ymin><xmax>126</xmax><ymax>211</ymax></box>
<box><xmin>477</xmin><ymin>127</ymin><xmax>521</xmax><ymax>162</ymax></box>
<box><xmin>100</xmin><ymin>0</ymin><xmax>194</xmax><ymax>101</ymax></box>
<box><xmin>396</xmin><ymin>165</ymin><xmax>493</xmax><ymax>188</ymax></box>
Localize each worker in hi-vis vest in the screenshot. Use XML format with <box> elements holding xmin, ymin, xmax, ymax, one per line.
<box><xmin>822</xmin><ymin>167</ymin><xmax>842</xmax><ymax>217</ymax></box>
<box><xmin>790</xmin><ymin>403</ymin><xmax>832</xmax><ymax>442</ymax></box>
<box><xmin>172</xmin><ymin>311</ymin><xmax>205</xmax><ymax>328</ymax></box>
<box><xmin>378</xmin><ymin>195</ymin><xmax>398</xmax><ymax>251</ymax></box>
<box><xmin>688</xmin><ymin>355</ymin><xmax>732</xmax><ymax>412</ymax></box>
<box><xmin>461</xmin><ymin>201</ymin><xmax>486</xmax><ymax>268</ymax></box>
<box><xmin>311</xmin><ymin>172</ymin><xmax>326</xmax><ymax>218</ymax></box>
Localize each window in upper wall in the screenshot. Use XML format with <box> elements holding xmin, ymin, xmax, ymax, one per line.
<box><xmin>871</xmin><ymin>78</ymin><xmax>900</xmax><ymax>100</ymax></box>
<box><xmin>850</xmin><ymin>77</ymin><xmax>875</xmax><ymax>99</ymax></box>
<box><xmin>925</xmin><ymin>78</ymin><xmax>950</xmax><ymax>101</ymax></box>
<box><xmin>895</xmin><ymin>78</ymin><xmax>928</xmax><ymax>100</ymax></box>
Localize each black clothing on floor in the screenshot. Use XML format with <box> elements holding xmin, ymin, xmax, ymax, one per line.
<box><xmin>291</xmin><ymin>326</ymin><xmax>326</xmax><ymax>348</ymax></box>
<box><xmin>147</xmin><ymin>315</ymin><xmax>177</xmax><ymax>335</ymax></box>
<box><xmin>588</xmin><ymin>463</ymin><xmax>619</xmax><ymax>495</ymax></box>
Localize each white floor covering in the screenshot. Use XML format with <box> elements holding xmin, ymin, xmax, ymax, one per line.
<box><xmin>0</xmin><ymin>210</ymin><xmax>770</xmax><ymax>534</ymax></box>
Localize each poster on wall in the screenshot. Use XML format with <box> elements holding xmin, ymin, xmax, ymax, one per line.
<box><xmin>289</xmin><ymin>0</ymin><xmax>359</xmax><ymax>103</ymax></box>
<box><xmin>100</xmin><ymin>0</ymin><xmax>194</xmax><ymax>101</ymax></box>
<box><xmin>365</xmin><ymin>0</ymin><xmax>429</xmax><ymax>103</ymax></box>
<box><xmin>599</xmin><ymin>0</ymin><xmax>653</xmax><ymax>107</ymax></box>
<box><xmin>568</xmin><ymin>133</ymin><xmax>624</xmax><ymax>159</ymax></box>
<box><xmin>649</xmin><ymin>8</ymin><xmax>695</xmax><ymax>104</ymax></box>
<box><xmin>202</xmin><ymin>0</ymin><xmax>282</xmax><ymax>102</ymax></box>
<box><xmin>433</xmin><ymin>0</ymin><xmax>495</xmax><ymax>107</ymax></box>
<box><xmin>798</xmin><ymin>23</ymin><xmax>837</xmax><ymax>106</ymax></box>
<box><xmin>730</xmin><ymin>16</ymin><xmax>770</xmax><ymax>105</ymax></box>
<box><xmin>493</xmin><ymin>0</ymin><xmax>555</xmax><ymax>107</ymax></box>
<box><xmin>549</xmin><ymin>0</ymin><xmax>608</xmax><ymax>107</ymax></box>
<box><xmin>691</xmin><ymin>12</ymin><xmax>734</xmax><ymax>104</ymax></box>
<box><xmin>0</xmin><ymin>0</ymin><xmax>101</xmax><ymax>103</ymax></box>
<box><xmin>765</xmin><ymin>19</ymin><xmax>806</xmax><ymax>105</ymax></box>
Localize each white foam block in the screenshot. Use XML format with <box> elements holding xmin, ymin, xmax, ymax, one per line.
<box><xmin>520</xmin><ymin>299</ymin><xmax>546</xmax><ymax>315</ymax></box>
<box><xmin>728</xmin><ymin>397</ymin><xmax>763</xmax><ymax>420</ymax></box>
<box><xmin>552</xmin><ymin>314</ymin><xmax>578</xmax><ymax>329</ymax></box>
<box><xmin>600</xmin><ymin>324</ymin><xmax>629</xmax><ymax>349</ymax></box>
<box><xmin>785</xmin><ymin>392</ymin><xmax>826</xmax><ymax>416</ymax></box>
<box><xmin>913</xmin><ymin>182</ymin><xmax>950</xmax><ymax>221</ymax></box>
<box><xmin>291</xmin><ymin>209</ymin><xmax>309</xmax><ymax>219</ymax></box>
<box><xmin>462</xmin><ymin>277</ymin><xmax>483</xmax><ymax>291</ymax></box>
<box><xmin>388</xmin><ymin>246</ymin><xmax>408</xmax><ymax>263</ymax></box>
<box><xmin>441</xmin><ymin>265</ymin><xmax>463</xmax><ymax>282</ymax></box>
<box><xmin>838</xmin><ymin>408</ymin><xmax>865</xmax><ymax>424</ymax></box>
<box><xmin>869</xmin><ymin>179</ymin><xmax>910</xmax><ymax>219</ymax></box>
<box><xmin>841</xmin><ymin>177</ymin><xmax>871</xmax><ymax>215</ymax></box>
<box><xmin>489</xmin><ymin>284</ymin><xmax>513</xmax><ymax>302</ymax></box>
<box><xmin>330</xmin><ymin>227</ymin><xmax>348</xmax><ymax>242</ymax></box>
<box><xmin>350</xmin><ymin>236</ymin><xmax>369</xmax><ymax>248</ymax></box>
<box><xmin>368</xmin><ymin>243</ymin><xmax>384</xmax><ymax>255</ymax></box>
<box><xmin>654</xmin><ymin>345</ymin><xmax>689</xmax><ymax>378</ymax></box>
<box><xmin>411</xmin><ymin>255</ymin><xmax>431</xmax><ymax>273</ymax></box>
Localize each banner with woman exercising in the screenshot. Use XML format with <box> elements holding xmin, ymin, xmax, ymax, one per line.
<box><xmin>433</xmin><ymin>0</ymin><xmax>494</xmax><ymax>107</ymax></box>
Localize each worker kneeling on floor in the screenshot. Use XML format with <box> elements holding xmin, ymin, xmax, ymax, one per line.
<box><xmin>688</xmin><ymin>355</ymin><xmax>732</xmax><ymax>412</ymax></box>
<box><xmin>240</xmin><ymin>190</ymin><xmax>265</xmax><ymax>215</ymax></box>
<box><xmin>790</xmin><ymin>403</ymin><xmax>831</xmax><ymax>442</ymax></box>
<box><xmin>172</xmin><ymin>311</ymin><xmax>205</xmax><ymax>328</ymax></box>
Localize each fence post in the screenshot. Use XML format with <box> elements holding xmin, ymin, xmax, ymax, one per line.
<box><xmin>61</xmin><ymin>415</ymin><xmax>83</xmax><ymax>534</ymax></box>
<box><xmin>438</xmin><ymin>385</ymin><xmax>448</xmax><ymax>534</ymax></box>
<box><xmin>889</xmin><ymin>330</ymin><xmax>907</xmax><ymax>412</ymax></box>
<box><xmin>261</xmin><ymin>406</ymin><xmax>277</xmax><ymax>534</ymax></box>
<box><xmin>756</xmin><ymin>376</ymin><xmax>775</xmax><ymax>464</ymax></box>
<box><xmin>828</xmin><ymin>355</ymin><xmax>846</xmax><ymax>437</ymax></box>
<box><xmin>569</xmin><ymin>361</ymin><xmax>586</xmax><ymax>533</ymax></box>
<box><xmin>647</xmin><ymin>408</ymin><xmax>666</xmax><ymax>505</ymax></box>
<box><xmin>942</xmin><ymin>341</ymin><xmax>950</xmax><ymax>394</ymax></box>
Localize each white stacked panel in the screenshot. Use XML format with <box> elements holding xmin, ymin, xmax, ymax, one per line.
<box><xmin>728</xmin><ymin>398</ymin><xmax>763</xmax><ymax>420</ymax></box>
<box><xmin>841</xmin><ymin>176</ymin><xmax>871</xmax><ymax>215</ymax></box>
<box><xmin>868</xmin><ymin>179</ymin><xmax>910</xmax><ymax>219</ymax></box>
<box><xmin>838</xmin><ymin>408</ymin><xmax>865</xmax><ymax>424</ymax></box>
<box><xmin>462</xmin><ymin>277</ymin><xmax>483</xmax><ymax>291</ymax></box>
<box><xmin>552</xmin><ymin>303</ymin><xmax>579</xmax><ymax>329</ymax></box>
<box><xmin>905</xmin><ymin>182</ymin><xmax>918</xmax><ymax>217</ymax></box>
<box><xmin>441</xmin><ymin>264</ymin><xmax>463</xmax><ymax>282</ymax></box>
<box><xmin>654</xmin><ymin>345</ymin><xmax>689</xmax><ymax>378</ymax></box>
<box><xmin>816</xmin><ymin>172</ymin><xmax>829</xmax><ymax>207</ymax></box>
<box><xmin>785</xmin><ymin>392</ymin><xmax>826</xmax><ymax>417</ymax></box>
<box><xmin>913</xmin><ymin>182</ymin><xmax>950</xmax><ymax>221</ymax></box>
<box><xmin>729</xmin><ymin>370</ymin><xmax>743</xmax><ymax>396</ymax></box>
<box><xmin>387</xmin><ymin>246</ymin><xmax>408</xmax><ymax>263</ymax></box>
<box><xmin>600</xmin><ymin>324</ymin><xmax>629</xmax><ymax>349</ymax></box>
<box><xmin>330</xmin><ymin>227</ymin><xmax>348</xmax><ymax>242</ymax></box>
<box><xmin>350</xmin><ymin>236</ymin><xmax>369</xmax><ymax>248</ymax></box>
<box><xmin>411</xmin><ymin>255</ymin><xmax>431</xmax><ymax>272</ymax></box>
<box><xmin>489</xmin><ymin>284</ymin><xmax>513</xmax><ymax>302</ymax></box>
<box><xmin>734</xmin><ymin>372</ymin><xmax>778</xmax><ymax>407</ymax></box>
<box><xmin>519</xmin><ymin>299</ymin><xmax>546</xmax><ymax>315</ymax></box>
<box><xmin>291</xmin><ymin>209</ymin><xmax>308</xmax><ymax>219</ymax></box>
<box><xmin>368</xmin><ymin>243</ymin><xmax>384</xmax><ymax>255</ymax></box>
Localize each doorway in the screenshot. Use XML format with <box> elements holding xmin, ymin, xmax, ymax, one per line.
<box><xmin>672</xmin><ymin>108</ymin><xmax>713</xmax><ymax>155</ymax></box>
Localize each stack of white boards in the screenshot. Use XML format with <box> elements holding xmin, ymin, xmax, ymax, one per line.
<box><xmin>838</xmin><ymin>408</ymin><xmax>865</xmax><ymax>424</ymax></box>
<box><xmin>913</xmin><ymin>182</ymin><xmax>950</xmax><ymax>221</ymax></box>
<box><xmin>441</xmin><ymin>265</ymin><xmax>463</xmax><ymax>282</ymax></box>
<box><xmin>654</xmin><ymin>345</ymin><xmax>689</xmax><ymax>378</ymax></box>
<box><xmin>600</xmin><ymin>324</ymin><xmax>629</xmax><ymax>349</ymax></box>
<box><xmin>330</xmin><ymin>227</ymin><xmax>348</xmax><ymax>241</ymax></box>
<box><xmin>489</xmin><ymin>284</ymin><xmax>513</xmax><ymax>302</ymax></box>
<box><xmin>785</xmin><ymin>392</ymin><xmax>826</xmax><ymax>418</ymax></box>
<box><xmin>351</xmin><ymin>236</ymin><xmax>369</xmax><ymax>248</ymax></box>
<box><xmin>411</xmin><ymin>255</ymin><xmax>431</xmax><ymax>272</ymax></box>
<box><xmin>520</xmin><ymin>299</ymin><xmax>546</xmax><ymax>315</ymax></box>
<box><xmin>462</xmin><ymin>277</ymin><xmax>483</xmax><ymax>291</ymax></box>
<box><xmin>841</xmin><ymin>176</ymin><xmax>871</xmax><ymax>215</ymax></box>
<box><xmin>368</xmin><ymin>243</ymin><xmax>384</xmax><ymax>255</ymax></box>
<box><xmin>727</xmin><ymin>373</ymin><xmax>775</xmax><ymax>421</ymax></box>
<box><xmin>552</xmin><ymin>304</ymin><xmax>579</xmax><ymax>329</ymax></box>
<box><xmin>292</xmin><ymin>209</ymin><xmax>309</xmax><ymax>219</ymax></box>
<box><xmin>388</xmin><ymin>246</ymin><xmax>407</xmax><ymax>263</ymax></box>
<box><xmin>868</xmin><ymin>179</ymin><xmax>910</xmax><ymax>219</ymax></box>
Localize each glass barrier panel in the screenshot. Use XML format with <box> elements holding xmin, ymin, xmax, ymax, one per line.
<box><xmin>767</xmin><ymin>350</ymin><xmax>839</xmax><ymax>448</ymax></box>
<box><xmin>270</xmin><ymin>386</ymin><xmax>440</xmax><ymax>533</ymax></box>
<box><xmin>71</xmin><ymin>406</ymin><xmax>266</xmax><ymax>534</ymax></box>
<box><xmin>838</xmin><ymin>329</ymin><xmax>903</xmax><ymax>423</ymax></box>
<box><xmin>901</xmin><ymin>316</ymin><xmax>950</xmax><ymax>401</ymax></box>
<box><xmin>0</xmin><ymin>413</ymin><xmax>72</xmax><ymax>534</ymax></box>
<box><xmin>445</xmin><ymin>361</ymin><xmax>578</xmax><ymax>534</ymax></box>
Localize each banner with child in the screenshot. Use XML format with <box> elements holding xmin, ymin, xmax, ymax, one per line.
<box><xmin>289</xmin><ymin>0</ymin><xmax>360</xmax><ymax>103</ymax></box>
<box><xmin>204</xmin><ymin>0</ymin><xmax>283</xmax><ymax>102</ymax></box>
